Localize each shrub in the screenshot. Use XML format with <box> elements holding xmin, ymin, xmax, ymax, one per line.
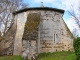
<box><xmin>73</xmin><ymin>37</ymin><xmax>80</xmax><ymax>60</ymax></box>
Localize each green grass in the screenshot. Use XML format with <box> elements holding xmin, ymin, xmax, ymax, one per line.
<box><xmin>0</xmin><ymin>51</ymin><xmax>76</xmax><ymax>60</ymax></box>
<box><xmin>66</xmin><ymin>53</ymin><xmax>76</xmax><ymax>60</ymax></box>
<box><xmin>37</xmin><ymin>51</ymin><xmax>76</xmax><ymax>60</ymax></box>
<box><xmin>0</xmin><ymin>55</ymin><xmax>22</xmax><ymax>60</ymax></box>
<box><xmin>0</xmin><ymin>55</ymin><xmax>30</xmax><ymax>60</ymax></box>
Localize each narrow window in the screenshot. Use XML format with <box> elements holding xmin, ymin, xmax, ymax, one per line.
<box><xmin>54</xmin><ymin>33</ymin><xmax>55</xmax><ymax>42</ymax></box>
<box><xmin>56</xmin><ymin>49</ymin><xmax>57</xmax><ymax>51</ymax></box>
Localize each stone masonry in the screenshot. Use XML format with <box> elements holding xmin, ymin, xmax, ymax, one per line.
<box><xmin>13</xmin><ymin>7</ymin><xmax>74</xmax><ymax>55</ymax></box>
<box><xmin>0</xmin><ymin>7</ymin><xmax>74</xmax><ymax>56</ymax></box>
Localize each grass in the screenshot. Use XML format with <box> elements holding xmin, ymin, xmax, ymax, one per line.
<box><xmin>0</xmin><ymin>51</ymin><xmax>76</xmax><ymax>60</ymax></box>
<box><xmin>66</xmin><ymin>54</ymin><xmax>76</xmax><ymax>60</ymax></box>
<box><xmin>37</xmin><ymin>51</ymin><xmax>76</xmax><ymax>60</ymax></box>
<box><xmin>0</xmin><ymin>55</ymin><xmax>22</xmax><ymax>60</ymax></box>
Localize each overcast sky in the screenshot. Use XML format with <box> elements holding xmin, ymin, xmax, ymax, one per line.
<box><xmin>24</xmin><ymin>0</ymin><xmax>80</xmax><ymax>36</ymax></box>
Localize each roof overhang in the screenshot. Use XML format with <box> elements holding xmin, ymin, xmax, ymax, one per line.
<box><xmin>13</xmin><ymin>7</ymin><xmax>65</xmax><ymax>15</ymax></box>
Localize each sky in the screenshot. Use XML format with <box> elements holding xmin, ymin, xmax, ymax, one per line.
<box><xmin>23</xmin><ymin>0</ymin><xmax>80</xmax><ymax>36</ymax></box>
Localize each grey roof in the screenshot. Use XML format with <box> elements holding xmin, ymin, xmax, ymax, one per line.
<box><xmin>13</xmin><ymin>7</ymin><xmax>64</xmax><ymax>15</ymax></box>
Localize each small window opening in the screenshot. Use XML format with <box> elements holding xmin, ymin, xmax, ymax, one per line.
<box><xmin>56</xmin><ymin>49</ymin><xmax>57</xmax><ymax>51</ymax></box>
<box><xmin>54</xmin><ymin>33</ymin><xmax>55</xmax><ymax>42</ymax></box>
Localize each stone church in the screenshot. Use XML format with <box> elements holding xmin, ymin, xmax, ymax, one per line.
<box><xmin>0</xmin><ymin>4</ymin><xmax>74</xmax><ymax>56</ymax></box>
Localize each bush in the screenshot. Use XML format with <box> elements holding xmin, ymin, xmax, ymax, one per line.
<box><xmin>73</xmin><ymin>37</ymin><xmax>80</xmax><ymax>60</ymax></box>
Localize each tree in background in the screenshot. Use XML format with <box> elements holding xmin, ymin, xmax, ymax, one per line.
<box><xmin>72</xmin><ymin>28</ymin><xmax>78</xmax><ymax>38</ymax></box>
<box><xmin>68</xmin><ymin>3</ymin><xmax>80</xmax><ymax>37</ymax></box>
<box><xmin>68</xmin><ymin>4</ymin><xmax>80</xmax><ymax>28</ymax></box>
<box><xmin>68</xmin><ymin>3</ymin><xmax>80</xmax><ymax>60</ymax></box>
<box><xmin>73</xmin><ymin>37</ymin><xmax>80</xmax><ymax>60</ymax></box>
<box><xmin>0</xmin><ymin>0</ymin><xmax>28</xmax><ymax>36</ymax></box>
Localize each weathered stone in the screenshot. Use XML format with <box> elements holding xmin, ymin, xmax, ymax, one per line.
<box><xmin>13</xmin><ymin>8</ymin><xmax>74</xmax><ymax>54</ymax></box>
<box><xmin>0</xmin><ymin>31</ymin><xmax>2</xmax><ymax>41</ymax></box>
<box><xmin>0</xmin><ymin>7</ymin><xmax>74</xmax><ymax>56</ymax></box>
<box><xmin>21</xmin><ymin>50</ymin><xmax>28</xmax><ymax>60</ymax></box>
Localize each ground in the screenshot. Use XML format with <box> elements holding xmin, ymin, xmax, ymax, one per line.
<box><xmin>0</xmin><ymin>51</ymin><xmax>76</xmax><ymax>60</ymax></box>
<box><xmin>37</xmin><ymin>51</ymin><xmax>76</xmax><ymax>60</ymax></box>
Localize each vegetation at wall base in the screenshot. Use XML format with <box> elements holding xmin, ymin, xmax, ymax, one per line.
<box><xmin>73</xmin><ymin>37</ymin><xmax>80</xmax><ymax>60</ymax></box>
<box><xmin>0</xmin><ymin>51</ymin><xmax>76</xmax><ymax>60</ymax></box>
<box><xmin>0</xmin><ymin>55</ymin><xmax>22</xmax><ymax>60</ymax></box>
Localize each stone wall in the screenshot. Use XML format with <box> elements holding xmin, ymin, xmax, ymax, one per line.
<box><xmin>13</xmin><ymin>10</ymin><xmax>74</xmax><ymax>55</ymax></box>
<box><xmin>39</xmin><ymin>10</ymin><xmax>74</xmax><ymax>52</ymax></box>
<box><xmin>60</xmin><ymin>18</ymin><xmax>74</xmax><ymax>51</ymax></box>
<box><xmin>0</xmin><ymin>8</ymin><xmax>74</xmax><ymax>56</ymax></box>
<box><xmin>0</xmin><ymin>31</ymin><xmax>2</xmax><ymax>41</ymax></box>
<box><xmin>39</xmin><ymin>11</ymin><xmax>62</xmax><ymax>52</ymax></box>
<box><xmin>13</xmin><ymin>12</ymin><xmax>28</xmax><ymax>55</ymax></box>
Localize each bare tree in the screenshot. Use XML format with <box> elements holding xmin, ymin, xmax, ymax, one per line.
<box><xmin>72</xmin><ymin>28</ymin><xmax>78</xmax><ymax>37</ymax></box>
<box><xmin>68</xmin><ymin>4</ymin><xmax>80</xmax><ymax>28</ymax></box>
<box><xmin>0</xmin><ymin>0</ymin><xmax>28</xmax><ymax>36</ymax></box>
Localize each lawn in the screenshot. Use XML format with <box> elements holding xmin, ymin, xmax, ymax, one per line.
<box><xmin>0</xmin><ymin>51</ymin><xmax>76</xmax><ymax>60</ymax></box>
<box><xmin>37</xmin><ymin>51</ymin><xmax>76</xmax><ymax>60</ymax></box>
<box><xmin>0</xmin><ymin>55</ymin><xmax>22</xmax><ymax>60</ymax></box>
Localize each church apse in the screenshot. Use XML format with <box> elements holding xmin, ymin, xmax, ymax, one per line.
<box><xmin>13</xmin><ymin>7</ymin><xmax>74</xmax><ymax>55</ymax></box>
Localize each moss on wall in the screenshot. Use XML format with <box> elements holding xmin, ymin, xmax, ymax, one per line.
<box><xmin>22</xmin><ymin>13</ymin><xmax>40</xmax><ymax>40</ymax></box>
<box><xmin>25</xmin><ymin>13</ymin><xmax>40</xmax><ymax>30</ymax></box>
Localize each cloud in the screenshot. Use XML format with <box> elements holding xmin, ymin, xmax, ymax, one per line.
<box><xmin>65</xmin><ymin>16</ymin><xmax>80</xmax><ymax>36</ymax></box>
<box><xmin>32</xmin><ymin>0</ymin><xmax>80</xmax><ymax>10</ymax></box>
<box><xmin>62</xmin><ymin>0</ymin><xmax>80</xmax><ymax>36</ymax></box>
<box><xmin>61</xmin><ymin>0</ymin><xmax>80</xmax><ymax>10</ymax></box>
<box><xmin>65</xmin><ymin>17</ymin><xmax>77</xmax><ymax>31</ymax></box>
